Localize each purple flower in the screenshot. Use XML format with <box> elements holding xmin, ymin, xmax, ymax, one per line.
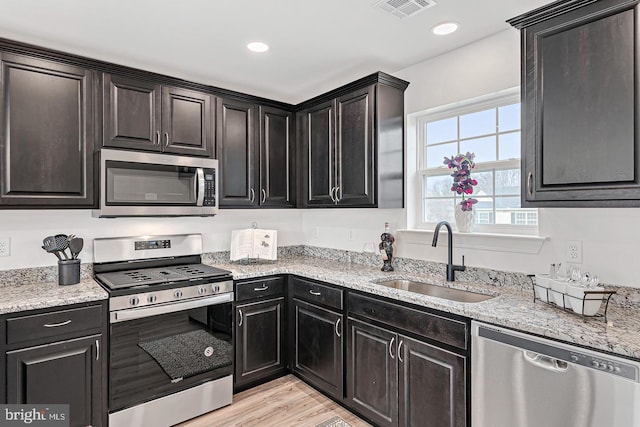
<box><xmin>442</xmin><ymin>152</ymin><xmax>478</xmax><ymax>211</ymax></box>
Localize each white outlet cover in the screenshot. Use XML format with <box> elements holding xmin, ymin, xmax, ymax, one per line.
<box><xmin>0</xmin><ymin>237</ymin><xmax>10</xmax><ymax>257</ymax></box>
<box><xmin>566</xmin><ymin>240</ymin><xmax>582</xmax><ymax>264</ymax></box>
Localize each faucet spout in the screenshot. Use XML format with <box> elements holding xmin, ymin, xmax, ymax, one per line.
<box><xmin>432</xmin><ymin>221</ymin><xmax>465</xmax><ymax>281</ymax></box>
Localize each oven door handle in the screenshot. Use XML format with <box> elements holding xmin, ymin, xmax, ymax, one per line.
<box><xmin>110</xmin><ymin>293</ymin><xmax>233</xmax><ymax>323</ymax></box>
<box><xmin>196</xmin><ymin>168</ymin><xmax>205</xmax><ymax>207</ymax></box>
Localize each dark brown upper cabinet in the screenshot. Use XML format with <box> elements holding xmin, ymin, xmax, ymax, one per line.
<box><xmin>103</xmin><ymin>74</ymin><xmax>213</xmax><ymax>157</ymax></box>
<box><xmin>298</xmin><ymin>73</ymin><xmax>408</xmax><ymax>208</ymax></box>
<box><xmin>509</xmin><ymin>0</ymin><xmax>640</xmax><ymax>207</ymax></box>
<box><xmin>0</xmin><ymin>53</ymin><xmax>95</xmax><ymax>208</ymax></box>
<box><xmin>217</xmin><ymin>98</ymin><xmax>294</xmax><ymax>208</ymax></box>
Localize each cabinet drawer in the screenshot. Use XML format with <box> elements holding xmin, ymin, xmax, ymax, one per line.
<box><xmin>6</xmin><ymin>305</ymin><xmax>103</xmax><ymax>346</ymax></box>
<box><xmin>348</xmin><ymin>293</ymin><xmax>468</xmax><ymax>350</ymax></box>
<box><xmin>236</xmin><ymin>277</ymin><xmax>285</xmax><ymax>302</ymax></box>
<box><xmin>292</xmin><ymin>277</ymin><xmax>343</xmax><ymax>310</ymax></box>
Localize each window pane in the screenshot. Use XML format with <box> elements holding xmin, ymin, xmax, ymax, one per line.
<box><xmin>495</xmin><ymin>196</ymin><xmax>521</xmax><ymax>225</ymax></box>
<box><xmin>424</xmin><ymin>198</ymin><xmax>455</xmax><ymax>223</ymax></box>
<box><xmin>460</xmin><ymin>108</ymin><xmax>495</xmax><ymax>138</ymax></box>
<box><xmin>495</xmin><ymin>169</ymin><xmax>521</xmax><ymax>195</ymax></box>
<box><xmin>472</xmin><ymin>170</ymin><xmax>494</xmax><ymax>197</ymax></box>
<box><xmin>499</xmin><ymin>132</ymin><xmax>520</xmax><ymax>160</ymax></box>
<box><xmin>474</xmin><ymin>199</ymin><xmax>493</xmax><ymax>216</ymax></box>
<box><xmin>498</xmin><ymin>103</ymin><xmax>520</xmax><ymax>132</ymax></box>
<box><xmin>460</xmin><ymin>136</ymin><xmax>496</xmax><ymax>162</ymax></box>
<box><xmin>426</xmin><ymin>117</ymin><xmax>457</xmax><ymax>145</ymax></box>
<box><xmin>426</xmin><ymin>142</ymin><xmax>457</xmax><ymax>168</ymax></box>
<box><xmin>424</xmin><ymin>174</ymin><xmax>453</xmax><ymax>197</ymax></box>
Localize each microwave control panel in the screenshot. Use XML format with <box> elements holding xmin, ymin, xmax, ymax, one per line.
<box><xmin>203</xmin><ymin>168</ymin><xmax>216</xmax><ymax>206</ymax></box>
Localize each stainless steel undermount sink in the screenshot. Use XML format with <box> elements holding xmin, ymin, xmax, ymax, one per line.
<box><xmin>375</xmin><ymin>279</ymin><xmax>494</xmax><ymax>303</ymax></box>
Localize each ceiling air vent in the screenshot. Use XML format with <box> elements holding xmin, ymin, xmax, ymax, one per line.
<box><xmin>372</xmin><ymin>0</ymin><xmax>437</xmax><ymax>19</ymax></box>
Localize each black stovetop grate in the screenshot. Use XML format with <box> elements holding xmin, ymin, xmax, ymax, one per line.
<box><xmin>96</xmin><ymin>263</ymin><xmax>231</xmax><ymax>290</ymax></box>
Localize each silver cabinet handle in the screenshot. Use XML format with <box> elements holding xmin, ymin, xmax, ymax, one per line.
<box><xmin>335</xmin><ymin>186</ymin><xmax>340</xmax><ymax>203</ymax></box>
<box><xmin>44</xmin><ymin>320</ymin><xmax>71</xmax><ymax>328</ymax></box>
<box><xmin>164</xmin><ymin>131</ymin><xmax>169</xmax><ymax>147</ymax></box>
<box><xmin>250</xmin><ymin>188</ymin><xmax>255</xmax><ymax>203</ymax></box>
<box><xmin>527</xmin><ymin>172</ymin><xmax>533</xmax><ymax>197</ymax></box>
<box><xmin>329</xmin><ymin>187</ymin><xmax>336</xmax><ymax>203</ymax></box>
<box><xmin>389</xmin><ymin>337</ymin><xmax>395</xmax><ymax>359</ymax></box>
<box><xmin>238</xmin><ymin>309</ymin><xmax>243</xmax><ymax>327</ymax></box>
<box><xmin>309</xmin><ymin>290</ymin><xmax>321</xmax><ymax>296</ymax></box>
<box><xmin>398</xmin><ymin>339</ymin><xmax>404</xmax><ymax>363</ymax></box>
<box><xmin>155</xmin><ymin>131</ymin><xmax>160</xmax><ymax>145</ymax></box>
<box><xmin>335</xmin><ymin>318</ymin><xmax>341</xmax><ymax>337</ymax></box>
<box><xmin>254</xmin><ymin>285</ymin><xmax>269</xmax><ymax>292</ymax></box>
<box><xmin>96</xmin><ymin>339</ymin><xmax>100</xmax><ymax>361</ymax></box>
<box><xmin>260</xmin><ymin>188</ymin><xmax>266</xmax><ymax>204</ymax></box>
<box><xmin>196</xmin><ymin>168</ymin><xmax>205</xmax><ymax>207</ymax></box>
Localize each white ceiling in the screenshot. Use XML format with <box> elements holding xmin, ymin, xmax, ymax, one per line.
<box><xmin>0</xmin><ymin>0</ymin><xmax>551</xmax><ymax>104</ymax></box>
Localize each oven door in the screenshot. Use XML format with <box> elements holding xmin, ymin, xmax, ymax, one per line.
<box><xmin>108</xmin><ymin>294</ymin><xmax>233</xmax><ymax>413</ymax></box>
<box><xmin>96</xmin><ymin>148</ymin><xmax>218</xmax><ymax>217</ymax></box>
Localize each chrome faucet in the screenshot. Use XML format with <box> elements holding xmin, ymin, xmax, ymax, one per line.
<box><xmin>432</xmin><ymin>221</ymin><xmax>465</xmax><ymax>282</ymax></box>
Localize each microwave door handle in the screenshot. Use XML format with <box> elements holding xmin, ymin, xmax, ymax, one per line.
<box><xmin>196</xmin><ymin>168</ymin><xmax>205</xmax><ymax>207</ymax></box>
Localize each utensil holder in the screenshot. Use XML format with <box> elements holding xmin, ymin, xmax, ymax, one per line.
<box><xmin>58</xmin><ymin>259</ymin><xmax>80</xmax><ymax>285</ymax></box>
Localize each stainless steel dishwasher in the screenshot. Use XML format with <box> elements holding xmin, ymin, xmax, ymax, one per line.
<box><xmin>472</xmin><ymin>321</ymin><xmax>640</xmax><ymax>427</ymax></box>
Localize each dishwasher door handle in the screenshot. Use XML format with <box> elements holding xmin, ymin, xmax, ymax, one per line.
<box><xmin>524</xmin><ymin>350</ymin><xmax>569</xmax><ymax>372</ymax></box>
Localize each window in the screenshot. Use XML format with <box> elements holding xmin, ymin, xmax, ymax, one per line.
<box><xmin>417</xmin><ymin>90</ymin><xmax>537</xmax><ymax>233</ymax></box>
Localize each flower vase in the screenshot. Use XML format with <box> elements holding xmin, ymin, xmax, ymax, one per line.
<box><xmin>455</xmin><ymin>204</ymin><xmax>474</xmax><ymax>232</ymax></box>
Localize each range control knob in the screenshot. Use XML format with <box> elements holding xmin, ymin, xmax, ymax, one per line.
<box><xmin>129</xmin><ymin>296</ymin><xmax>140</xmax><ymax>306</ymax></box>
<box><xmin>614</xmin><ymin>366</ymin><xmax>622</xmax><ymax>373</ymax></box>
<box><xmin>198</xmin><ymin>286</ymin><xmax>207</xmax><ymax>295</ymax></box>
<box><xmin>570</xmin><ymin>355</ymin><xmax>579</xmax><ymax>363</ymax></box>
<box><xmin>607</xmin><ymin>365</ymin><xmax>614</xmax><ymax>372</ymax></box>
<box><xmin>213</xmin><ymin>285</ymin><xmax>220</xmax><ymax>293</ymax></box>
<box><xmin>599</xmin><ymin>362</ymin><xmax>608</xmax><ymax>369</ymax></box>
<box><xmin>591</xmin><ymin>360</ymin><xmax>600</xmax><ymax>368</ymax></box>
<box><xmin>147</xmin><ymin>295</ymin><xmax>157</xmax><ymax>303</ymax></box>
<box><xmin>174</xmin><ymin>290</ymin><xmax>183</xmax><ymax>299</ymax></box>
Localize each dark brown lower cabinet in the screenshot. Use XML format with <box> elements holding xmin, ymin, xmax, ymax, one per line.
<box><xmin>347</xmin><ymin>318</ymin><xmax>467</xmax><ymax>427</ymax></box>
<box><xmin>292</xmin><ymin>299</ymin><xmax>343</xmax><ymax>400</ymax></box>
<box><xmin>399</xmin><ymin>336</ymin><xmax>466</xmax><ymax>427</ymax></box>
<box><xmin>235</xmin><ymin>297</ymin><xmax>286</xmax><ymax>389</ymax></box>
<box><xmin>6</xmin><ymin>335</ymin><xmax>103</xmax><ymax>427</ymax></box>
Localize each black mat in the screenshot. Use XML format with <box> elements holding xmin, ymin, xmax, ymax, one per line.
<box><xmin>139</xmin><ymin>329</ymin><xmax>232</xmax><ymax>380</ymax></box>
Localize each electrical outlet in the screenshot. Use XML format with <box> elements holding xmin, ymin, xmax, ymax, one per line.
<box><xmin>566</xmin><ymin>240</ymin><xmax>582</xmax><ymax>264</ymax></box>
<box><xmin>0</xmin><ymin>237</ymin><xmax>10</xmax><ymax>257</ymax></box>
<box><xmin>348</xmin><ymin>230</ymin><xmax>354</xmax><ymax>241</ymax></box>
<box><xmin>313</xmin><ymin>227</ymin><xmax>320</xmax><ymax>239</ymax></box>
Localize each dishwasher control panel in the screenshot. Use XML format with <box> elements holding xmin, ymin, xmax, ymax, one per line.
<box><xmin>570</xmin><ymin>352</ymin><xmax>637</xmax><ymax>380</ymax></box>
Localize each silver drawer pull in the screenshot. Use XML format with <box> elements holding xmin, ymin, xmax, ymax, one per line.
<box><xmin>96</xmin><ymin>339</ymin><xmax>100</xmax><ymax>361</ymax></box>
<box><xmin>254</xmin><ymin>285</ymin><xmax>269</xmax><ymax>292</ymax></box>
<box><xmin>389</xmin><ymin>337</ymin><xmax>395</xmax><ymax>359</ymax></box>
<box><xmin>398</xmin><ymin>340</ymin><xmax>404</xmax><ymax>363</ymax></box>
<box><xmin>335</xmin><ymin>318</ymin><xmax>341</xmax><ymax>337</ymax></box>
<box><xmin>309</xmin><ymin>290</ymin><xmax>322</xmax><ymax>296</ymax></box>
<box><xmin>44</xmin><ymin>320</ymin><xmax>72</xmax><ymax>328</ymax></box>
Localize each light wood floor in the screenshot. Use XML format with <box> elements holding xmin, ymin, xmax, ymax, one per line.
<box><xmin>178</xmin><ymin>375</ymin><xmax>372</xmax><ymax>427</ymax></box>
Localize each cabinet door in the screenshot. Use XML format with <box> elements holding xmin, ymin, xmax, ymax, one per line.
<box><xmin>398</xmin><ymin>336</ymin><xmax>466</xmax><ymax>427</ymax></box>
<box><xmin>259</xmin><ymin>106</ymin><xmax>294</xmax><ymax>207</ymax></box>
<box><xmin>217</xmin><ymin>98</ymin><xmax>257</xmax><ymax>206</ymax></box>
<box><xmin>336</xmin><ymin>85</ymin><xmax>375</xmax><ymax>207</ymax></box>
<box><xmin>293</xmin><ymin>299</ymin><xmax>343</xmax><ymax>399</ymax></box>
<box><xmin>302</xmin><ymin>100</ymin><xmax>337</xmax><ymax>206</ymax></box>
<box><xmin>162</xmin><ymin>86</ymin><xmax>213</xmax><ymax>157</ymax></box>
<box><xmin>6</xmin><ymin>335</ymin><xmax>103</xmax><ymax>427</ymax></box>
<box><xmin>521</xmin><ymin>1</ymin><xmax>640</xmax><ymax>205</ymax></box>
<box><xmin>235</xmin><ymin>298</ymin><xmax>286</xmax><ymax>389</ymax></box>
<box><xmin>103</xmin><ymin>74</ymin><xmax>162</xmax><ymax>151</ymax></box>
<box><xmin>346</xmin><ymin>318</ymin><xmax>398</xmax><ymax>427</ymax></box>
<box><xmin>0</xmin><ymin>53</ymin><xmax>95</xmax><ymax>207</ymax></box>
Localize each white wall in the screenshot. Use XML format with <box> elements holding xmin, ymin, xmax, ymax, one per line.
<box><xmin>0</xmin><ymin>209</ymin><xmax>303</xmax><ymax>270</ymax></box>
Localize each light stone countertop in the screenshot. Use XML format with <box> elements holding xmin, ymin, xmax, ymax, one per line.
<box><xmin>1</xmin><ymin>255</ymin><xmax>639</xmax><ymax>360</ymax></box>
<box><xmin>207</xmin><ymin>256</ymin><xmax>640</xmax><ymax>360</ymax></box>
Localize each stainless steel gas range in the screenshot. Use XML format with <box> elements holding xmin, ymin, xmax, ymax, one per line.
<box><xmin>93</xmin><ymin>234</ymin><xmax>233</xmax><ymax>427</ymax></box>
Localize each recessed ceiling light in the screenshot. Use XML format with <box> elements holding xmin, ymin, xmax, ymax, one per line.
<box><xmin>432</xmin><ymin>22</ymin><xmax>458</xmax><ymax>36</ymax></box>
<box><xmin>247</xmin><ymin>41</ymin><xmax>269</xmax><ymax>53</ymax></box>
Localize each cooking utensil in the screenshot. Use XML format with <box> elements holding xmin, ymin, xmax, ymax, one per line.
<box><xmin>42</xmin><ymin>236</ymin><xmax>62</xmax><ymax>261</ymax></box>
<box><xmin>54</xmin><ymin>234</ymin><xmax>70</xmax><ymax>260</ymax></box>
<box><xmin>69</xmin><ymin>237</ymin><xmax>84</xmax><ymax>260</ymax></box>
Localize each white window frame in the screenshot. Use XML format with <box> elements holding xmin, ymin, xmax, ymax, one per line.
<box><xmin>415</xmin><ymin>88</ymin><xmax>538</xmax><ymax>235</ymax></box>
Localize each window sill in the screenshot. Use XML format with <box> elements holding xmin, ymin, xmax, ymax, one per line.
<box><xmin>396</xmin><ymin>229</ymin><xmax>549</xmax><ymax>255</ymax></box>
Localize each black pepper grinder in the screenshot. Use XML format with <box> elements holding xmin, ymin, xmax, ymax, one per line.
<box><xmin>379</xmin><ymin>222</ymin><xmax>395</xmax><ymax>272</ymax></box>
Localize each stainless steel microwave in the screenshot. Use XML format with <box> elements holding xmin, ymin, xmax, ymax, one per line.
<box><xmin>94</xmin><ymin>149</ymin><xmax>218</xmax><ymax>217</ymax></box>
